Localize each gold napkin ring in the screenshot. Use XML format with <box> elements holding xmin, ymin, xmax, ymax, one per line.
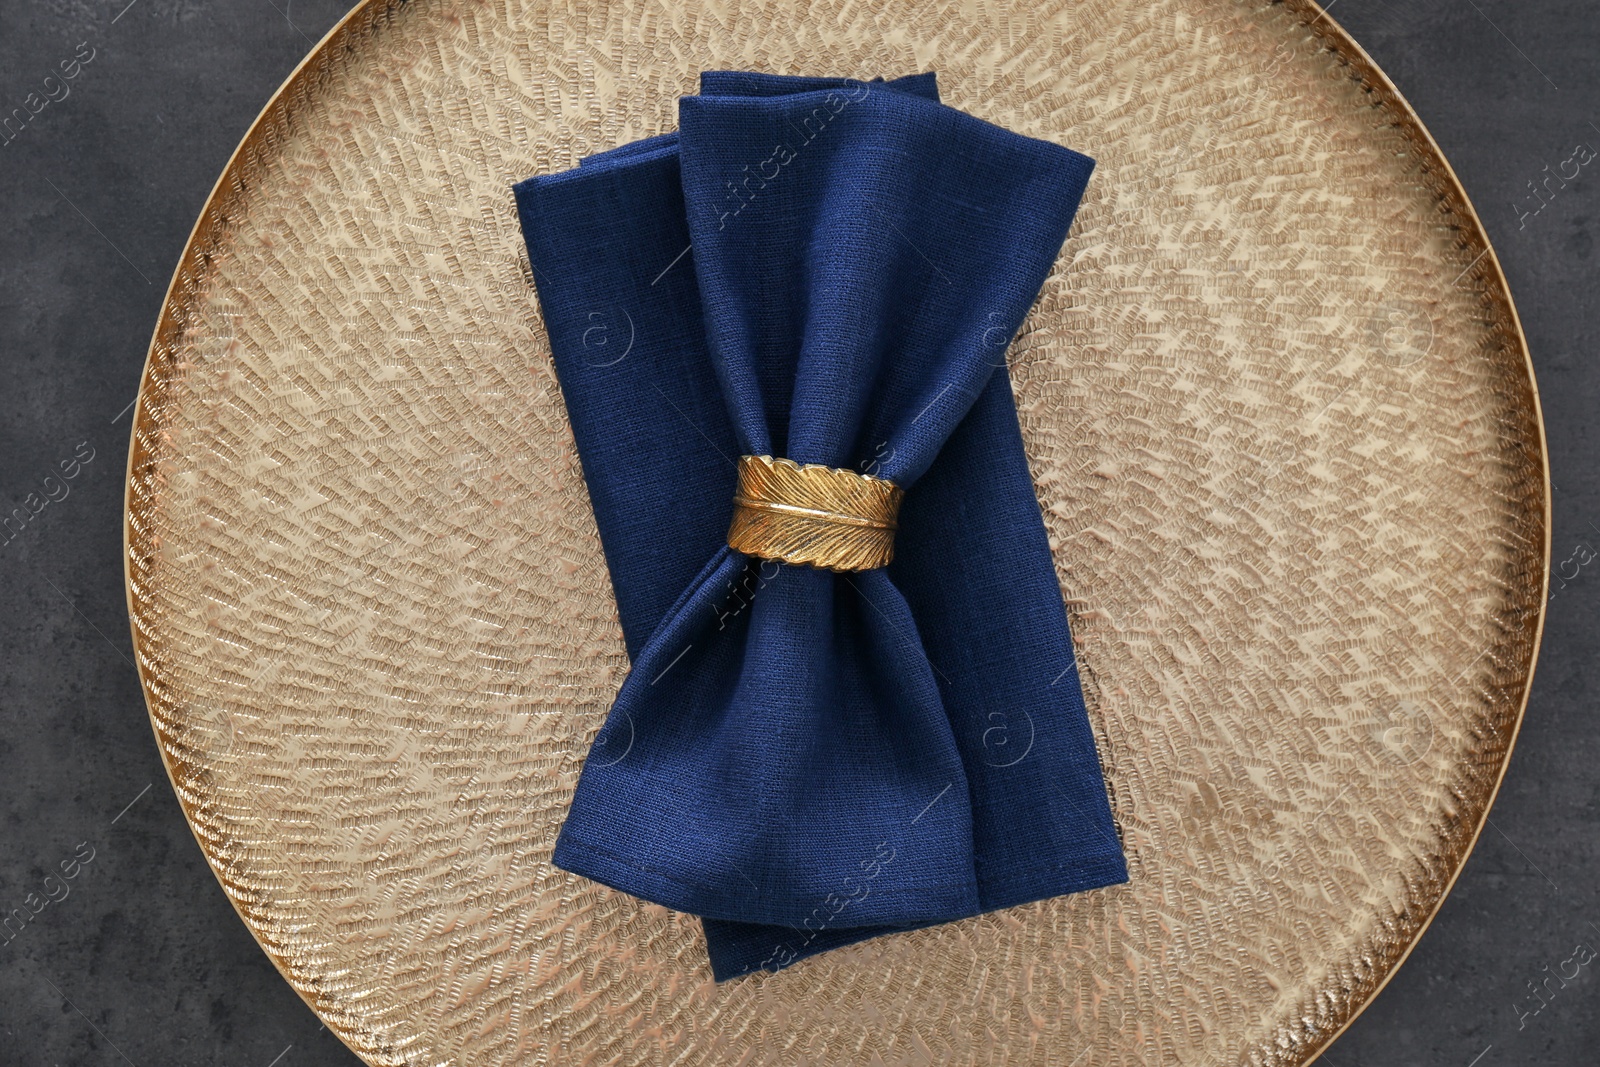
<box><xmin>726</xmin><ymin>455</ymin><xmax>905</xmax><ymax>572</ymax></box>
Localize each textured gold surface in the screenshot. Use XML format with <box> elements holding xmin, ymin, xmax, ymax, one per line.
<box><xmin>123</xmin><ymin>0</ymin><xmax>1549</xmax><ymax>1064</ymax></box>
<box><xmin>727</xmin><ymin>455</ymin><xmax>903</xmax><ymax>571</ymax></box>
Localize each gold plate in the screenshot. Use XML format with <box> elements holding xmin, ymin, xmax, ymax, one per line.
<box><xmin>123</xmin><ymin>0</ymin><xmax>1549</xmax><ymax>1064</ymax></box>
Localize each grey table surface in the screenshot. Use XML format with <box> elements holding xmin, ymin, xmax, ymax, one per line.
<box><xmin>1</xmin><ymin>2</ymin><xmax>1596</xmax><ymax>1065</ymax></box>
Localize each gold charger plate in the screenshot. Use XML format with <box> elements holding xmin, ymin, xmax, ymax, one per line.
<box><xmin>123</xmin><ymin>0</ymin><xmax>1549</xmax><ymax>1063</ymax></box>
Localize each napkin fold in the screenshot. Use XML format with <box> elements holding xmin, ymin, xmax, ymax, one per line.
<box><xmin>514</xmin><ymin>71</ymin><xmax>1127</xmax><ymax>980</ymax></box>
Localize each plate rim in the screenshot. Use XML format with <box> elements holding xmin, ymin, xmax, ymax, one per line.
<box><xmin>1267</xmin><ymin>2</ymin><xmax>1551</xmax><ymax>1062</ymax></box>
<box><xmin>119</xmin><ymin>1</ymin><xmax>1553</xmax><ymax>1063</ymax></box>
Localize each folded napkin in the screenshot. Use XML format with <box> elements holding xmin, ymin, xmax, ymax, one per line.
<box><xmin>514</xmin><ymin>71</ymin><xmax>1127</xmax><ymax>980</ymax></box>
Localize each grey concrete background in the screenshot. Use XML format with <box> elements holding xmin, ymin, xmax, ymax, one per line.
<box><xmin>0</xmin><ymin>1</ymin><xmax>1594</xmax><ymax>1064</ymax></box>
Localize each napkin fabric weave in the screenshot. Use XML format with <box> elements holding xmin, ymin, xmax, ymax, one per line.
<box><xmin>514</xmin><ymin>71</ymin><xmax>1127</xmax><ymax>980</ymax></box>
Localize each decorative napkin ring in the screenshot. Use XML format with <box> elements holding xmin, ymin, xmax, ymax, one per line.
<box><xmin>727</xmin><ymin>455</ymin><xmax>905</xmax><ymax>572</ymax></box>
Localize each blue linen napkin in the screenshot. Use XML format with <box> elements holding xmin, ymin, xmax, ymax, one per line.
<box><xmin>513</xmin><ymin>71</ymin><xmax>1128</xmax><ymax>980</ymax></box>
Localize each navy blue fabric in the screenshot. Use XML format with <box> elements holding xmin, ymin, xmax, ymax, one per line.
<box><xmin>513</xmin><ymin>71</ymin><xmax>1127</xmax><ymax>980</ymax></box>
